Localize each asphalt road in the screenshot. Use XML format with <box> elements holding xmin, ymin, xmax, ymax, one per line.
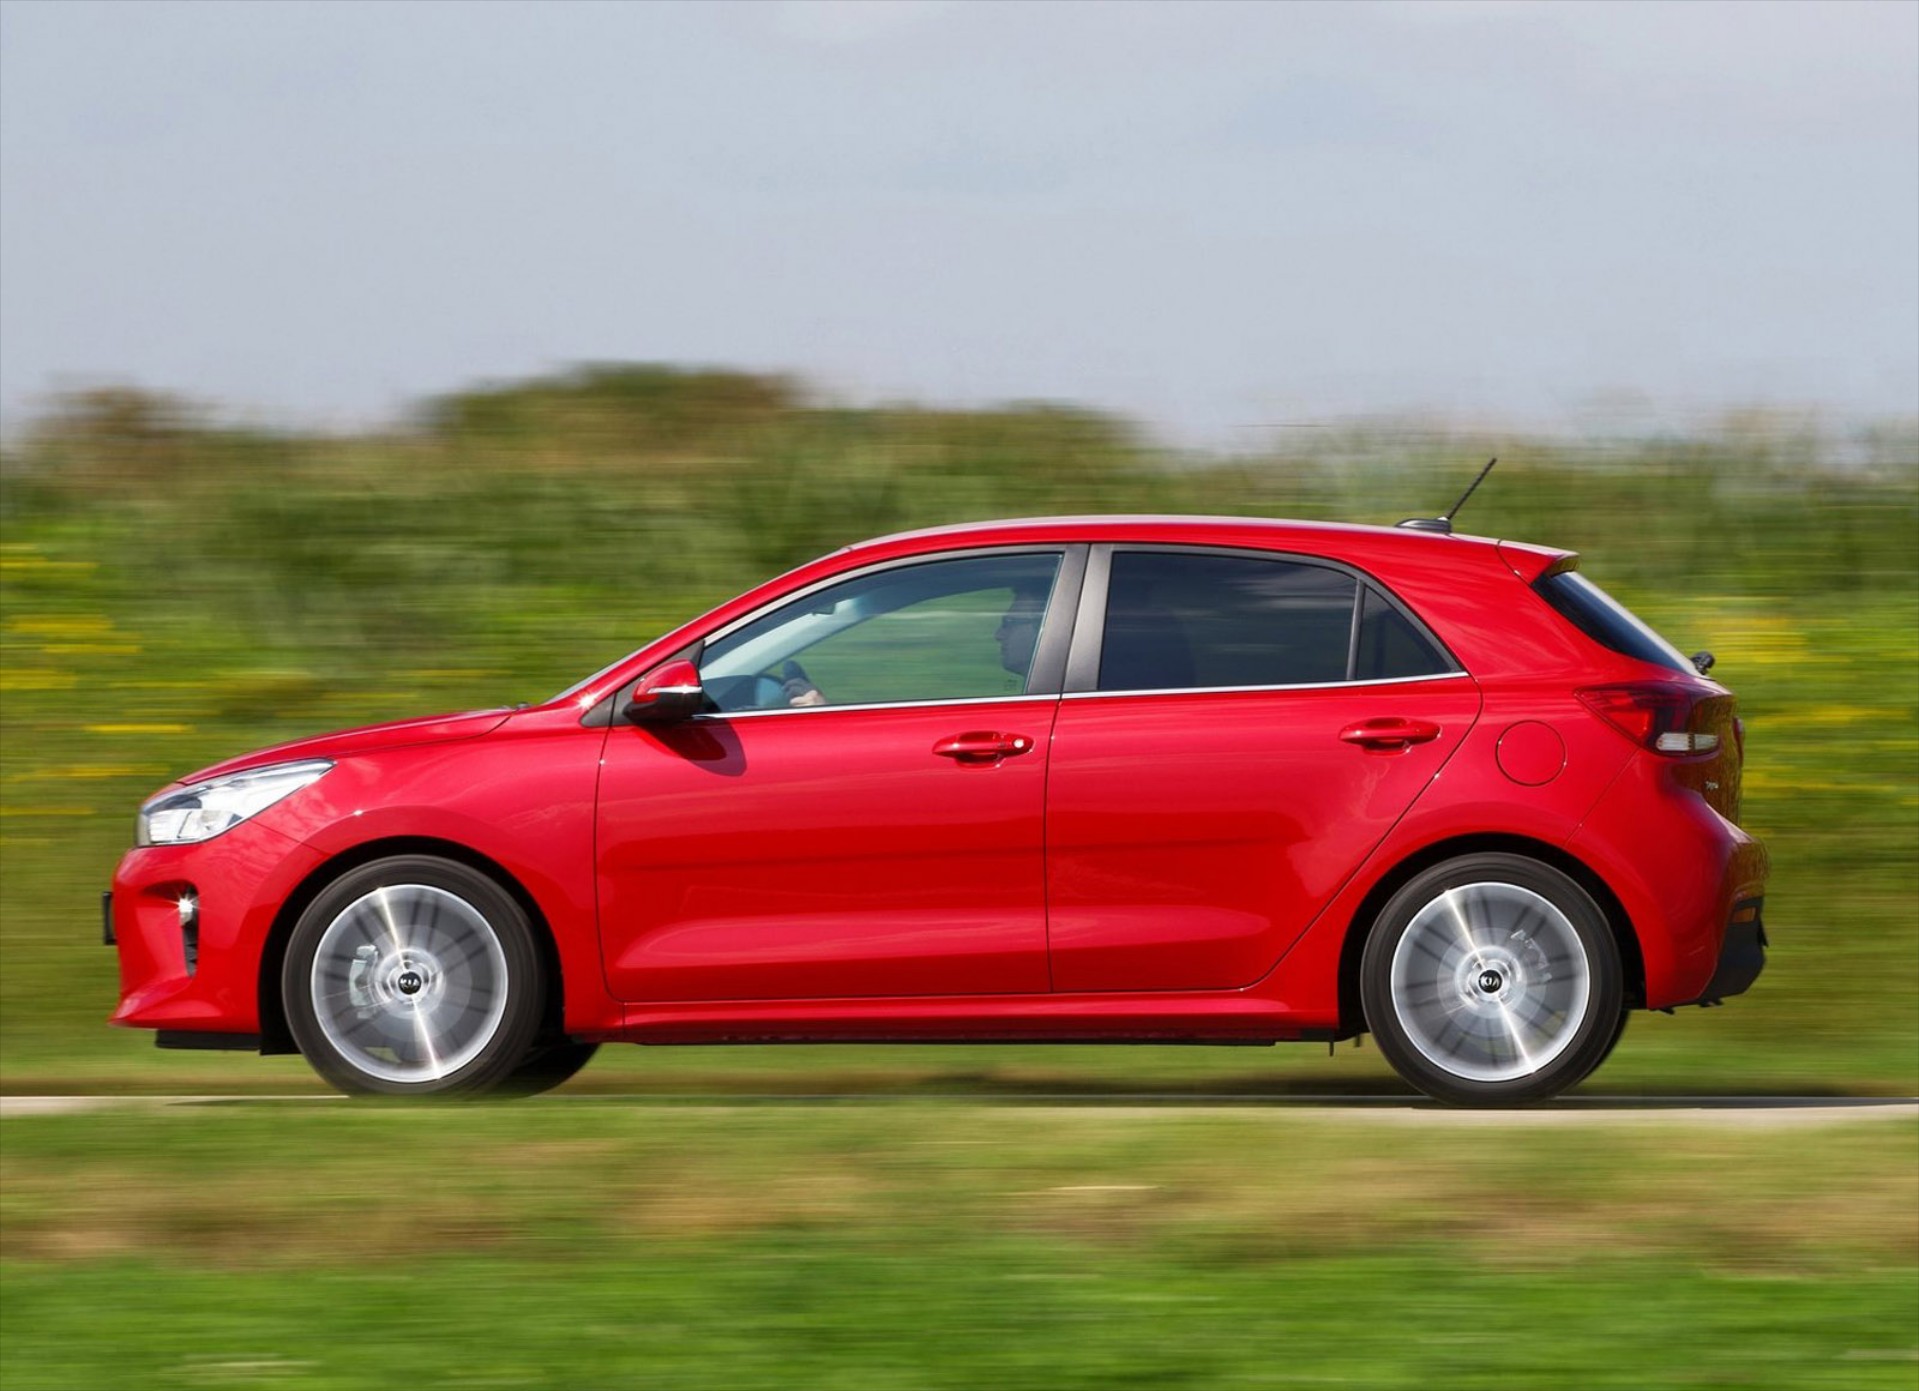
<box><xmin>3</xmin><ymin>1094</ymin><xmax>1914</xmax><ymax>1127</ymax></box>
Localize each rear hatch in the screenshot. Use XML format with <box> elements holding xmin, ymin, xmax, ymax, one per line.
<box><xmin>1532</xmin><ymin>563</ymin><xmax>1743</xmax><ymax>824</ymax></box>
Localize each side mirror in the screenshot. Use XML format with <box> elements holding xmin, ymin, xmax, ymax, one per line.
<box><xmin>624</xmin><ymin>659</ymin><xmax>705</xmax><ymax>724</ymax></box>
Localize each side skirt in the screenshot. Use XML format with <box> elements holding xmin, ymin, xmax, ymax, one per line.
<box><xmin>613</xmin><ymin>990</ymin><xmax>1341</xmax><ymax>1047</ymax></box>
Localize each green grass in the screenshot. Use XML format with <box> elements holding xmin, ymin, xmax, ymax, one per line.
<box><xmin>2</xmin><ymin>1104</ymin><xmax>1915</xmax><ymax>1389</ymax></box>
<box><xmin>9</xmin><ymin>1251</ymin><xmax>1914</xmax><ymax>1390</ymax></box>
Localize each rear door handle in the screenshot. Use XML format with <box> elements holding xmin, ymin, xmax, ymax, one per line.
<box><xmin>932</xmin><ymin>732</ymin><xmax>1036</xmax><ymax>763</ymax></box>
<box><xmin>1338</xmin><ymin>718</ymin><xmax>1442</xmax><ymax>752</ymax></box>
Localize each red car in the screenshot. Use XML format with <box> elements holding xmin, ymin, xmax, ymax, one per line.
<box><xmin>107</xmin><ymin>515</ymin><xmax>1767</xmax><ymax>1104</ymax></box>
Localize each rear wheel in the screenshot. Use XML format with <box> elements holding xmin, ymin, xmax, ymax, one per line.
<box><xmin>1569</xmin><ymin>1008</ymin><xmax>1630</xmax><ymax>1090</ymax></box>
<box><xmin>283</xmin><ymin>856</ymin><xmax>546</xmax><ymax>1097</ymax></box>
<box><xmin>1361</xmin><ymin>853</ymin><xmax>1623</xmax><ymax>1106</ymax></box>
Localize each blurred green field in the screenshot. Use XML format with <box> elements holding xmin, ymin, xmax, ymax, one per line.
<box><xmin>2</xmin><ymin>368</ymin><xmax>1915</xmax><ymax>1091</ymax></box>
<box><xmin>2</xmin><ymin>1102</ymin><xmax>1915</xmax><ymax>1389</ymax></box>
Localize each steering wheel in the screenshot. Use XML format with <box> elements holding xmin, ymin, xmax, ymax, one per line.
<box><xmin>775</xmin><ymin>659</ymin><xmax>825</xmax><ymax>708</ymax></box>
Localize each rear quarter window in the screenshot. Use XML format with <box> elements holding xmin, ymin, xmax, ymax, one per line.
<box><xmin>1535</xmin><ymin>570</ymin><xmax>1692</xmax><ymax>675</ymax></box>
<box><xmin>1355</xmin><ymin>586</ymin><xmax>1454</xmax><ymax>681</ymax></box>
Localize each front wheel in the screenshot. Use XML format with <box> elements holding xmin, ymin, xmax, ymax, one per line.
<box><xmin>1360</xmin><ymin>854</ymin><xmax>1624</xmax><ymax>1107</ymax></box>
<box><xmin>283</xmin><ymin>856</ymin><xmax>547</xmax><ymax>1097</ymax></box>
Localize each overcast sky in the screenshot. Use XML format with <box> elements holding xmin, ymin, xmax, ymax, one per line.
<box><xmin>2</xmin><ymin>0</ymin><xmax>1915</xmax><ymax>442</ymax></box>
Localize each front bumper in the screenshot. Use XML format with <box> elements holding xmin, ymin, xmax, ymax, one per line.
<box><xmin>107</xmin><ymin>819</ymin><xmax>324</xmax><ymax>1036</ymax></box>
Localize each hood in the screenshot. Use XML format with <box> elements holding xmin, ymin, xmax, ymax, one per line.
<box><xmin>172</xmin><ymin>708</ymin><xmax>515</xmax><ymax>787</ymax></box>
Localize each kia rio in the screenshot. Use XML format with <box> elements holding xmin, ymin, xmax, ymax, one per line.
<box><xmin>106</xmin><ymin>516</ymin><xmax>1768</xmax><ymax>1105</ymax></box>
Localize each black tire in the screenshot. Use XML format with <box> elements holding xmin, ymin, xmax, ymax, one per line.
<box><xmin>1360</xmin><ymin>853</ymin><xmax>1624</xmax><ymax>1107</ymax></box>
<box><xmin>1568</xmin><ymin>1008</ymin><xmax>1630</xmax><ymax>1090</ymax></box>
<box><xmin>500</xmin><ymin>1041</ymin><xmax>601</xmax><ymax>1098</ymax></box>
<box><xmin>282</xmin><ymin>855</ymin><xmax>547</xmax><ymax>1097</ymax></box>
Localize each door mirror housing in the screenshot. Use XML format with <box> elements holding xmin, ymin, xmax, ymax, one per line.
<box><xmin>624</xmin><ymin>659</ymin><xmax>705</xmax><ymax>724</ymax></box>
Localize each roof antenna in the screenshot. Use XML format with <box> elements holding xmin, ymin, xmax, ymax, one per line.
<box><xmin>1397</xmin><ymin>458</ymin><xmax>1497</xmax><ymax>535</ymax></box>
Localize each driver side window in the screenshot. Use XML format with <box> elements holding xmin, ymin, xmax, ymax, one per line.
<box><xmin>698</xmin><ymin>553</ymin><xmax>1064</xmax><ymax>713</ymax></box>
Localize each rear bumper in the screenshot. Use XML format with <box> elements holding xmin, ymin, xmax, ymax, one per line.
<box><xmin>1693</xmin><ymin>899</ymin><xmax>1767</xmax><ymax>1004</ymax></box>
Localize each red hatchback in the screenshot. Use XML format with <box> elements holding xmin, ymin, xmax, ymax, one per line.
<box><xmin>107</xmin><ymin>516</ymin><xmax>1768</xmax><ymax>1104</ymax></box>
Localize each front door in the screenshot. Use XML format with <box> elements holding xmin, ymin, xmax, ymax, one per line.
<box><xmin>596</xmin><ymin>549</ymin><xmax>1076</xmax><ymax>1003</ymax></box>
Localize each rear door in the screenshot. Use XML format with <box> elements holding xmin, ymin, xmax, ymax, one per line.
<box><xmin>1044</xmin><ymin>546</ymin><xmax>1482</xmax><ymax>993</ymax></box>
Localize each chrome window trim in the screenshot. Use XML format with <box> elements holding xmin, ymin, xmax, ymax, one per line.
<box><xmin>1059</xmin><ymin>670</ymin><xmax>1474</xmax><ymax>701</ymax></box>
<box><xmin>689</xmin><ymin>693</ymin><xmax>1063</xmax><ymax>722</ymax></box>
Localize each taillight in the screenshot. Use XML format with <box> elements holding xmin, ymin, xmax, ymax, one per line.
<box><xmin>1577</xmin><ymin>683</ymin><xmax>1721</xmax><ymax>755</ymax></box>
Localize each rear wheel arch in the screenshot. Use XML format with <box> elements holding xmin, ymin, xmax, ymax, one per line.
<box><xmin>1335</xmin><ymin>832</ymin><xmax>1644</xmax><ymax>1037</ymax></box>
<box><xmin>257</xmin><ymin>836</ymin><xmax>566</xmax><ymax>1057</ymax></box>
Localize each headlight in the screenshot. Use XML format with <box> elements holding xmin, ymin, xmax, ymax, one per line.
<box><xmin>137</xmin><ymin>759</ymin><xmax>333</xmax><ymax>846</ymax></box>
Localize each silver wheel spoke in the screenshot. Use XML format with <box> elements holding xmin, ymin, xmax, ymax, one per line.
<box><xmin>1389</xmin><ymin>881</ymin><xmax>1591</xmax><ymax>1084</ymax></box>
<box><xmin>310</xmin><ymin>883</ymin><xmax>509</xmax><ymax>1085</ymax></box>
<box><xmin>413</xmin><ymin>1012</ymin><xmax>443</xmax><ymax>1079</ymax></box>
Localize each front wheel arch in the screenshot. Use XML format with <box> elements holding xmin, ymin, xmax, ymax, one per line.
<box><xmin>258</xmin><ymin>836</ymin><xmax>566</xmax><ymax>1057</ymax></box>
<box><xmin>1334</xmin><ymin>833</ymin><xmax>1644</xmax><ymax>1039</ymax></box>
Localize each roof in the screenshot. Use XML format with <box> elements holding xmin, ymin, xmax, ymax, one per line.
<box><xmin>846</xmin><ymin>513</ymin><xmax>1511</xmax><ymax>558</ymax></box>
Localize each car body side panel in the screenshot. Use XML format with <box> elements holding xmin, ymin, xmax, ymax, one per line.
<box><xmin>594</xmin><ymin>699</ymin><xmax>1057</xmax><ymax>1002</ymax></box>
<box><xmin>1371</xmin><ymin>546</ymin><xmax>1586</xmax><ymax>681</ymax></box>
<box><xmin>1568</xmin><ymin>755</ymin><xmax>1769</xmax><ymax>1007</ymax></box>
<box><xmin>1261</xmin><ymin>681</ymin><xmax>1701</xmax><ymax>1021</ymax></box>
<box><xmin>1045</xmin><ymin>678</ymin><xmax>1483</xmax><ymax>991</ymax></box>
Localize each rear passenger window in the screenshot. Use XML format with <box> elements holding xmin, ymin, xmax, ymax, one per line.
<box><xmin>1099</xmin><ymin>552</ymin><xmax>1357</xmax><ymax>691</ymax></box>
<box><xmin>1354</xmin><ymin>586</ymin><xmax>1453</xmax><ymax>680</ymax></box>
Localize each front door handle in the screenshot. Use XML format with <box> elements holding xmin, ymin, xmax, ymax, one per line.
<box><xmin>932</xmin><ymin>732</ymin><xmax>1036</xmax><ymax>764</ymax></box>
<box><xmin>1338</xmin><ymin>718</ymin><xmax>1442</xmax><ymax>752</ymax></box>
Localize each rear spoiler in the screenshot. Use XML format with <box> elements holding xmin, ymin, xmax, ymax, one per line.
<box><xmin>1497</xmin><ymin>540</ymin><xmax>1576</xmax><ymax>585</ymax></box>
